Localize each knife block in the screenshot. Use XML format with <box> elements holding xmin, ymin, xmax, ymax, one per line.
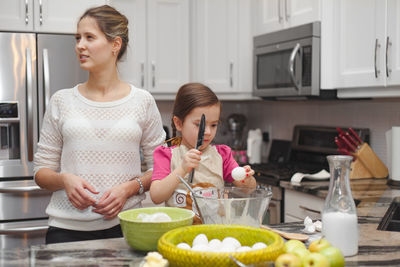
<box><xmin>350</xmin><ymin>143</ymin><xmax>389</xmax><ymax>179</ymax></box>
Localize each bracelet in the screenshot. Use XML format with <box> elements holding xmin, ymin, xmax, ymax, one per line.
<box><xmin>134</xmin><ymin>177</ymin><xmax>144</xmax><ymax>194</ymax></box>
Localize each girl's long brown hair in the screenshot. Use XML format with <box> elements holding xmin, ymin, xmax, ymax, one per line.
<box><xmin>168</xmin><ymin>83</ymin><xmax>220</xmax><ymax>146</ymax></box>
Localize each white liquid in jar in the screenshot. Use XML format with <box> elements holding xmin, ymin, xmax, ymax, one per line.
<box><xmin>322</xmin><ymin>211</ymin><xmax>359</xmax><ymax>256</ymax></box>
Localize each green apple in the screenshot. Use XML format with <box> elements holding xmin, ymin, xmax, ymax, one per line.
<box><xmin>292</xmin><ymin>247</ymin><xmax>311</xmax><ymax>261</ymax></box>
<box><xmin>284</xmin><ymin>239</ymin><xmax>306</xmax><ymax>253</ymax></box>
<box><xmin>302</xmin><ymin>252</ymin><xmax>330</xmax><ymax>267</ymax></box>
<box><xmin>320</xmin><ymin>246</ymin><xmax>345</xmax><ymax>267</ymax></box>
<box><xmin>308</xmin><ymin>238</ymin><xmax>331</xmax><ymax>253</ymax></box>
<box><xmin>275</xmin><ymin>253</ymin><xmax>302</xmax><ymax>267</ymax></box>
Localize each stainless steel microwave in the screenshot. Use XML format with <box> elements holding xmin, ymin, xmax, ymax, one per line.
<box><xmin>253</xmin><ymin>22</ymin><xmax>335</xmax><ymax>99</ymax></box>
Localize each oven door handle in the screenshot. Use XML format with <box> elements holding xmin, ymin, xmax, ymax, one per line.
<box><xmin>299</xmin><ymin>205</ymin><xmax>321</xmax><ymax>214</ymax></box>
<box><xmin>0</xmin><ymin>225</ymin><xmax>48</xmax><ymax>234</ymax></box>
<box><xmin>0</xmin><ymin>185</ymin><xmax>45</xmax><ymax>193</ymax></box>
<box><xmin>288</xmin><ymin>43</ymin><xmax>301</xmax><ymax>91</ymax></box>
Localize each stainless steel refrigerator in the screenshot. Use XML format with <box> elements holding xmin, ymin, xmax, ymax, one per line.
<box><xmin>0</xmin><ymin>32</ymin><xmax>87</xmax><ymax>249</ymax></box>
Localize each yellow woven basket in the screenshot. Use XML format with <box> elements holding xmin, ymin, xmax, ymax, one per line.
<box><xmin>158</xmin><ymin>224</ymin><xmax>285</xmax><ymax>267</ymax></box>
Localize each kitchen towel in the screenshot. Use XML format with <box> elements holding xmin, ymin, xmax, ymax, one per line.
<box><xmin>386</xmin><ymin>126</ymin><xmax>400</xmax><ymax>181</ymax></box>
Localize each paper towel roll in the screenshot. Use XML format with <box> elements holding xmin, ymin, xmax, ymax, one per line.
<box><xmin>391</xmin><ymin>127</ymin><xmax>400</xmax><ymax>181</ymax></box>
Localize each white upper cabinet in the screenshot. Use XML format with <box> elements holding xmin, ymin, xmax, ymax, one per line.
<box><xmin>0</xmin><ymin>0</ymin><xmax>105</xmax><ymax>33</ymax></box>
<box><xmin>386</xmin><ymin>0</ymin><xmax>400</xmax><ymax>86</ymax></box>
<box><xmin>334</xmin><ymin>0</ymin><xmax>386</xmax><ymax>89</ymax></box>
<box><xmin>192</xmin><ymin>0</ymin><xmax>252</xmax><ymax>97</ymax></box>
<box><xmin>147</xmin><ymin>0</ymin><xmax>190</xmax><ymax>94</ymax></box>
<box><xmin>330</xmin><ymin>0</ymin><xmax>400</xmax><ymax>98</ymax></box>
<box><xmin>252</xmin><ymin>0</ymin><xmax>320</xmax><ymax>36</ymax></box>
<box><xmin>110</xmin><ymin>0</ymin><xmax>189</xmax><ymax>95</ymax></box>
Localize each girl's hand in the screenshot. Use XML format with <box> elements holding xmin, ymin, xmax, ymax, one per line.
<box><xmin>61</xmin><ymin>173</ymin><xmax>98</xmax><ymax>210</ymax></box>
<box><xmin>234</xmin><ymin>165</ymin><xmax>257</xmax><ymax>189</ymax></box>
<box><xmin>92</xmin><ymin>183</ymin><xmax>130</xmax><ymax>220</ymax></box>
<box><xmin>181</xmin><ymin>149</ymin><xmax>202</xmax><ymax>173</ymax></box>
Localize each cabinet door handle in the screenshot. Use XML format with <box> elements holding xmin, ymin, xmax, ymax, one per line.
<box><xmin>375</xmin><ymin>38</ymin><xmax>381</xmax><ymax>78</ymax></box>
<box><xmin>140</xmin><ymin>62</ymin><xmax>145</xmax><ymax>88</ymax></box>
<box><xmin>289</xmin><ymin>43</ymin><xmax>301</xmax><ymax>91</ymax></box>
<box><xmin>284</xmin><ymin>0</ymin><xmax>290</xmax><ymax>21</ymax></box>
<box><xmin>278</xmin><ymin>0</ymin><xmax>283</xmax><ymax>23</ymax></box>
<box><xmin>386</xmin><ymin>36</ymin><xmax>392</xmax><ymax>78</ymax></box>
<box><xmin>299</xmin><ymin>205</ymin><xmax>321</xmax><ymax>214</ymax></box>
<box><xmin>25</xmin><ymin>0</ymin><xmax>29</xmax><ymax>24</ymax></box>
<box><xmin>151</xmin><ymin>61</ymin><xmax>155</xmax><ymax>88</ymax></box>
<box><xmin>230</xmin><ymin>62</ymin><xmax>233</xmax><ymax>87</ymax></box>
<box><xmin>39</xmin><ymin>0</ymin><xmax>43</xmax><ymax>25</ymax></box>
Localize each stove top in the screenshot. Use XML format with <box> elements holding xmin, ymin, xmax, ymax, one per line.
<box><xmin>252</xmin><ymin>125</ymin><xmax>370</xmax><ymax>187</ymax></box>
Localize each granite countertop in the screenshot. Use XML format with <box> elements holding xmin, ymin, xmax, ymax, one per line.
<box><xmin>280</xmin><ymin>178</ymin><xmax>400</xmax><ymax>266</ymax></box>
<box><xmin>3</xmin><ymin>179</ymin><xmax>400</xmax><ymax>266</ymax></box>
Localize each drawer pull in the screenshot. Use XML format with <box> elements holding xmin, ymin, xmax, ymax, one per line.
<box><xmin>299</xmin><ymin>205</ymin><xmax>320</xmax><ymax>214</ymax></box>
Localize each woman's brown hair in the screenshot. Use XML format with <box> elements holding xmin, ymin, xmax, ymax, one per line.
<box><xmin>169</xmin><ymin>83</ymin><xmax>220</xmax><ymax>145</ymax></box>
<box><xmin>79</xmin><ymin>5</ymin><xmax>129</xmax><ymax>61</ymax></box>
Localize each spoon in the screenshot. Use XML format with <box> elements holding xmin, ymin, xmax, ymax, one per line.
<box><xmin>260</xmin><ymin>225</ymin><xmax>309</xmax><ymax>242</ymax></box>
<box><xmin>177</xmin><ymin>175</ymin><xmax>205</xmax><ymax>223</ymax></box>
<box><xmin>229</xmin><ymin>255</ymin><xmax>250</xmax><ymax>267</ymax></box>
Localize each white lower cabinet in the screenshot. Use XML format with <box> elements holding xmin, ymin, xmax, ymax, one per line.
<box><xmin>284</xmin><ymin>189</ymin><xmax>324</xmax><ymax>223</ymax></box>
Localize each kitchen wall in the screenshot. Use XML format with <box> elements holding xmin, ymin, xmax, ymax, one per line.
<box><xmin>156</xmin><ymin>97</ymin><xmax>400</xmax><ymax>165</ymax></box>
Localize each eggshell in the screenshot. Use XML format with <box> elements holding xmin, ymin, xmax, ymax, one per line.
<box><xmin>231</xmin><ymin>167</ymin><xmax>247</xmax><ymax>181</ymax></box>
<box><xmin>252</xmin><ymin>242</ymin><xmax>267</xmax><ymax>250</ymax></box>
<box><xmin>222</xmin><ymin>237</ymin><xmax>241</xmax><ymax>249</ymax></box>
<box><xmin>304</xmin><ymin>216</ymin><xmax>313</xmax><ymax>226</ymax></box>
<box><xmin>313</xmin><ymin>220</ymin><xmax>322</xmax><ymax>232</ymax></box>
<box><xmin>176</xmin><ymin>242</ymin><xmax>191</xmax><ymax>250</ymax></box>
<box><xmin>192</xmin><ymin>233</ymin><xmax>208</xmax><ymax>247</ymax></box>
<box><xmin>236</xmin><ymin>246</ymin><xmax>252</xmax><ymax>252</ymax></box>
<box><xmin>303</xmin><ymin>224</ymin><xmax>316</xmax><ymax>234</ymax></box>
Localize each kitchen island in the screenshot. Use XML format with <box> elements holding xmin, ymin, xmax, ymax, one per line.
<box><xmin>3</xmin><ymin>178</ymin><xmax>400</xmax><ymax>266</ymax></box>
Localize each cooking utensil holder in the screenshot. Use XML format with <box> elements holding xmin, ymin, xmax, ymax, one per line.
<box><xmin>350</xmin><ymin>143</ymin><xmax>388</xmax><ymax>179</ymax></box>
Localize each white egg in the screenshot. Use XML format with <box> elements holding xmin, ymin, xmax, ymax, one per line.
<box><xmin>137</xmin><ymin>213</ymin><xmax>149</xmax><ymax>221</ymax></box>
<box><xmin>176</xmin><ymin>242</ymin><xmax>191</xmax><ymax>250</ymax></box>
<box><xmin>231</xmin><ymin>167</ymin><xmax>247</xmax><ymax>181</ymax></box>
<box><xmin>222</xmin><ymin>237</ymin><xmax>241</xmax><ymax>249</ymax></box>
<box><xmin>219</xmin><ymin>243</ymin><xmax>237</xmax><ymax>252</ymax></box>
<box><xmin>252</xmin><ymin>242</ymin><xmax>267</xmax><ymax>250</ymax></box>
<box><xmin>192</xmin><ymin>233</ymin><xmax>208</xmax><ymax>247</ymax></box>
<box><xmin>192</xmin><ymin>244</ymin><xmax>209</xmax><ymax>252</ymax></box>
<box><xmin>150</xmin><ymin>212</ymin><xmax>172</xmax><ymax>222</ymax></box>
<box><xmin>208</xmin><ymin>239</ymin><xmax>222</xmax><ymax>250</ymax></box>
<box><xmin>236</xmin><ymin>246</ymin><xmax>252</xmax><ymax>252</ymax></box>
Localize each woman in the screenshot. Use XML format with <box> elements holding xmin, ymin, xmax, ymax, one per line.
<box><xmin>34</xmin><ymin>5</ymin><xmax>165</xmax><ymax>244</ymax></box>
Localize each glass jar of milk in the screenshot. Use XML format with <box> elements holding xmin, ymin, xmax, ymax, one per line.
<box><xmin>322</xmin><ymin>155</ymin><xmax>358</xmax><ymax>257</ymax></box>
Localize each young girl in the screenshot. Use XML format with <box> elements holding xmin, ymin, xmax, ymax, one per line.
<box><xmin>150</xmin><ymin>83</ymin><xmax>256</xmax><ymax>214</ymax></box>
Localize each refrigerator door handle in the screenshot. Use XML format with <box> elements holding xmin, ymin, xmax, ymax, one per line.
<box><xmin>43</xmin><ymin>49</ymin><xmax>50</xmax><ymax>110</ymax></box>
<box><xmin>26</xmin><ymin>48</ymin><xmax>34</xmax><ymax>162</ymax></box>
<box><xmin>0</xmin><ymin>225</ymin><xmax>48</xmax><ymax>234</ymax></box>
<box><xmin>0</xmin><ymin>185</ymin><xmax>44</xmax><ymax>193</ymax></box>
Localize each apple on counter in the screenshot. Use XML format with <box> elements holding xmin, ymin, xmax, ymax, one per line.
<box><xmin>275</xmin><ymin>238</ymin><xmax>345</xmax><ymax>267</ymax></box>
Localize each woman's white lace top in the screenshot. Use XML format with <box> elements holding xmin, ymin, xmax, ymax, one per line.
<box><xmin>34</xmin><ymin>84</ymin><xmax>165</xmax><ymax>231</ymax></box>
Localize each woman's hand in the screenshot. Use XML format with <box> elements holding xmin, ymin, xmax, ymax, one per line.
<box><xmin>181</xmin><ymin>149</ymin><xmax>202</xmax><ymax>173</ymax></box>
<box><xmin>61</xmin><ymin>173</ymin><xmax>98</xmax><ymax>210</ymax></box>
<box><xmin>92</xmin><ymin>182</ymin><xmax>130</xmax><ymax>220</ymax></box>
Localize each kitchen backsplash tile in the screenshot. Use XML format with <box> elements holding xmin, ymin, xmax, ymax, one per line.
<box><xmin>156</xmin><ymin>98</ymin><xmax>400</xmax><ymax>165</ymax></box>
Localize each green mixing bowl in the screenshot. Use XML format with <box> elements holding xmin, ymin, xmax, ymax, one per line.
<box><xmin>118</xmin><ymin>207</ymin><xmax>195</xmax><ymax>251</ymax></box>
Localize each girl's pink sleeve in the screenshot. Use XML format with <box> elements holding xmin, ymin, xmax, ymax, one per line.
<box><xmin>152</xmin><ymin>146</ymin><xmax>172</xmax><ymax>181</ymax></box>
<box><xmin>216</xmin><ymin>145</ymin><xmax>238</xmax><ymax>183</ymax></box>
